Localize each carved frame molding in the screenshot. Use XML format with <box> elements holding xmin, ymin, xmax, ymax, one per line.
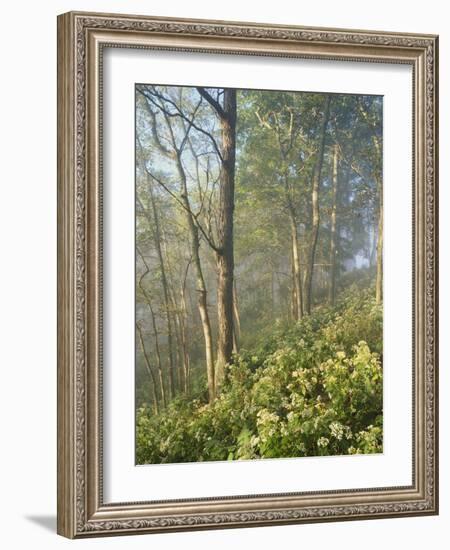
<box><xmin>57</xmin><ymin>11</ymin><xmax>438</xmax><ymax>538</ymax></box>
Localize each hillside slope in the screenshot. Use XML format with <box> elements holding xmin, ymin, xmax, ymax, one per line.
<box><xmin>136</xmin><ymin>286</ymin><xmax>383</xmax><ymax>464</ymax></box>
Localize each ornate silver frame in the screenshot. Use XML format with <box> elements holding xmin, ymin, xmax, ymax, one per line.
<box><xmin>57</xmin><ymin>11</ymin><xmax>439</xmax><ymax>538</ymax></box>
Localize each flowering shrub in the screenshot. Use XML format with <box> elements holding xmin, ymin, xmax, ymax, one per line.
<box><xmin>136</xmin><ymin>287</ymin><xmax>383</xmax><ymax>464</ymax></box>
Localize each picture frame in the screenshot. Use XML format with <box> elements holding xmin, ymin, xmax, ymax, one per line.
<box><xmin>57</xmin><ymin>11</ymin><xmax>439</xmax><ymax>538</ymax></box>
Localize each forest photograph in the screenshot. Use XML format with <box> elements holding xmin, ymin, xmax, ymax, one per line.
<box><xmin>135</xmin><ymin>83</ymin><xmax>383</xmax><ymax>465</ymax></box>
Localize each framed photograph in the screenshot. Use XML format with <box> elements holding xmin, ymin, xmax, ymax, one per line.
<box><xmin>57</xmin><ymin>11</ymin><xmax>439</xmax><ymax>538</ymax></box>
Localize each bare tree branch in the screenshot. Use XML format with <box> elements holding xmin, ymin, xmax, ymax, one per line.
<box><xmin>137</xmin><ymin>91</ymin><xmax>174</xmax><ymax>158</ymax></box>
<box><xmin>196</xmin><ymin>87</ymin><xmax>226</xmax><ymax>120</ymax></box>
<box><xmin>137</xmin><ymin>85</ymin><xmax>224</xmax><ymax>162</ymax></box>
<box><xmin>143</xmin><ymin>166</ymin><xmax>221</xmax><ymax>254</ymax></box>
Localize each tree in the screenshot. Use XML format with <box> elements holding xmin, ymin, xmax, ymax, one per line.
<box><xmin>137</xmin><ymin>86</ymin><xmax>217</xmax><ymax>401</ymax></box>
<box><xmin>253</xmin><ymin>95</ymin><xmax>306</xmax><ymax>320</ymax></box>
<box><xmin>137</xmin><ymin>248</ymin><xmax>167</xmax><ymax>408</ymax></box>
<box><xmin>136</xmin><ymin>322</ymin><xmax>160</xmax><ymax>415</ymax></box>
<box><xmin>303</xmin><ymin>94</ymin><xmax>331</xmax><ymax>315</ymax></box>
<box><xmin>356</xmin><ymin>97</ymin><xmax>383</xmax><ymax>304</ymax></box>
<box><xmin>197</xmin><ymin>87</ymin><xmax>237</xmax><ymax>390</ymax></box>
<box><xmin>136</xmin><ymin>169</ymin><xmax>177</xmax><ymax>398</ymax></box>
<box><xmin>328</xmin><ymin>142</ymin><xmax>339</xmax><ymax>306</ymax></box>
<box><xmin>245</xmin><ymin>91</ymin><xmax>321</xmax><ymax>321</ymax></box>
<box><xmin>373</xmin><ymin>135</ymin><xmax>383</xmax><ymax>305</ymax></box>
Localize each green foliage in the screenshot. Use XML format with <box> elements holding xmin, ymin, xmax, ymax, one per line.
<box><xmin>136</xmin><ymin>287</ymin><xmax>383</xmax><ymax>464</ymax></box>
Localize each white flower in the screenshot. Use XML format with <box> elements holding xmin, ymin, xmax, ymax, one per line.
<box><xmin>330</xmin><ymin>421</ymin><xmax>344</xmax><ymax>440</ymax></box>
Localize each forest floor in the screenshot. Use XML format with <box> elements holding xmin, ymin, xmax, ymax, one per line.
<box><xmin>136</xmin><ymin>284</ymin><xmax>383</xmax><ymax>464</ymax></box>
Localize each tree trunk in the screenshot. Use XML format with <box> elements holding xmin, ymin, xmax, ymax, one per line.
<box><xmin>165</xmin><ymin>273</ymin><xmax>183</xmax><ymax>392</ymax></box>
<box><xmin>215</xmin><ymin>89</ymin><xmax>237</xmax><ymax>391</ymax></box>
<box><xmin>375</xmin><ymin>189</ymin><xmax>383</xmax><ymax>305</ymax></box>
<box><xmin>232</xmin><ymin>280</ymin><xmax>241</xmax><ymax>353</ymax></box>
<box><xmin>137</xmin><ymin>272</ymin><xmax>167</xmax><ymax>408</ymax></box>
<box><xmin>147</xmin><ymin>178</ymin><xmax>176</xmax><ymax>398</ymax></box>
<box><xmin>328</xmin><ymin>143</ymin><xmax>339</xmax><ymax>306</ymax></box>
<box><xmin>175</xmin><ymin>154</ymin><xmax>216</xmax><ymax>402</ymax></box>
<box><xmin>304</xmin><ymin>95</ymin><xmax>331</xmax><ymax>315</ymax></box>
<box><xmin>148</xmin><ymin>306</ymin><xmax>167</xmax><ymax>408</ymax></box>
<box><xmin>179</xmin><ymin>278</ymin><xmax>191</xmax><ymax>394</ymax></box>
<box><xmin>270</xmin><ymin>266</ymin><xmax>275</xmax><ymax>317</ymax></box>
<box><xmin>172</xmin><ymin>305</ymin><xmax>184</xmax><ymax>392</ymax></box>
<box><xmin>290</xmin><ymin>246</ymin><xmax>297</xmax><ymax>321</ymax></box>
<box><xmin>374</xmin><ymin>135</ymin><xmax>383</xmax><ymax>305</ymax></box>
<box><xmin>369</xmin><ymin>225</ymin><xmax>377</xmax><ymax>267</ymax></box>
<box><xmin>166</xmin><ymin>270</ymin><xmax>186</xmax><ymax>393</ymax></box>
<box><xmin>289</xmin><ymin>206</ymin><xmax>303</xmax><ymax>320</ymax></box>
<box><xmin>136</xmin><ymin>323</ymin><xmax>160</xmax><ymax>415</ymax></box>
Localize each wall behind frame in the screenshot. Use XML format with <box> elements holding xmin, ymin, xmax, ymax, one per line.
<box><xmin>0</xmin><ymin>0</ymin><xmax>446</xmax><ymax>549</ymax></box>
